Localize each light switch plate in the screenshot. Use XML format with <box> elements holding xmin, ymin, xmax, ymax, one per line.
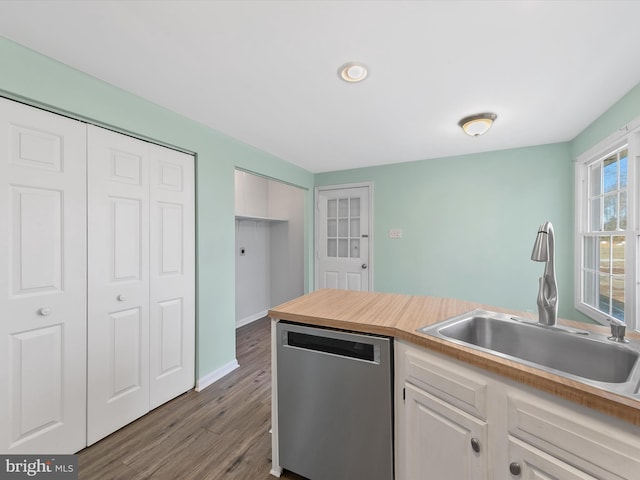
<box><xmin>389</xmin><ymin>228</ymin><xmax>403</xmax><ymax>239</ymax></box>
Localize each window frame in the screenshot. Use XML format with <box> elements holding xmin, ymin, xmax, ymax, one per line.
<box><xmin>575</xmin><ymin>119</ymin><xmax>640</xmax><ymax>331</ymax></box>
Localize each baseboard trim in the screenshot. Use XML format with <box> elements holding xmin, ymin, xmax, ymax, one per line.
<box><xmin>270</xmin><ymin>467</ymin><xmax>283</xmax><ymax>477</ymax></box>
<box><xmin>236</xmin><ymin>310</ymin><xmax>268</xmax><ymax>329</ymax></box>
<box><xmin>195</xmin><ymin>359</ymin><xmax>239</xmax><ymax>392</ymax></box>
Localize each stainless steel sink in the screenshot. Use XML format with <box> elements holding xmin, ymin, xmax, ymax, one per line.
<box><xmin>418</xmin><ymin>310</ymin><xmax>640</xmax><ymax>398</ymax></box>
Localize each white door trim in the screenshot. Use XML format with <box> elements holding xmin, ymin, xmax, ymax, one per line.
<box><xmin>314</xmin><ymin>182</ymin><xmax>373</xmax><ymax>291</ymax></box>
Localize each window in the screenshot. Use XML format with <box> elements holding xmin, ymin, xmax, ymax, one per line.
<box><xmin>326</xmin><ymin>196</ymin><xmax>361</xmax><ymax>258</ymax></box>
<box><xmin>576</xmin><ymin>124</ymin><xmax>639</xmax><ymax>331</ymax></box>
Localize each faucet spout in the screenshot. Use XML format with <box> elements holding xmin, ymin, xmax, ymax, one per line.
<box><xmin>531</xmin><ymin>221</ymin><xmax>558</xmax><ymax>326</ymax></box>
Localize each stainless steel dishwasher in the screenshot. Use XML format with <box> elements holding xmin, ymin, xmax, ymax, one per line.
<box><xmin>276</xmin><ymin>321</ymin><xmax>393</xmax><ymax>480</ymax></box>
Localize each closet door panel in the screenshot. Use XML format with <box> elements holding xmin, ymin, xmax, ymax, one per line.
<box><xmin>87</xmin><ymin>125</ymin><xmax>150</xmax><ymax>445</ymax></box>
<box><xmin>0</xmin><ymin>98</ymin><xmax>87</xmax><ymax>453</ymax></box>
<box><xmin>149</xmin><ymin>144</ymin><xmax>195</xmax><ymax>409</ymax></box>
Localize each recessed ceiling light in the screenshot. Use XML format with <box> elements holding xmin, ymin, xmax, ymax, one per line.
<box><xmin>338</xmin><ymin>62</ymin><xmax>368</xmax><ymax>83</ymax></box>
<box><xmin>458</xmin><ymin>113</ymin><xmax>497</xmax><ymax>137</ymax></box>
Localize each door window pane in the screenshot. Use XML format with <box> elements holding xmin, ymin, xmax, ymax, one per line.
<box><xmin>338</xmin><ymin>198</ymin><xmax>349</xmax><ymax>217</ymax></box>
<box><xmin>338</xmin><ymin>239</ymin><xmax>348</xmax><ymax>257</ymax></box>
<box><xmin>350</xmin><ymin>218</ymin><xmax>360</xmax><ymax>237</ymax></box>
<box><xmin>327</xmin><ymin>239</ymin><xmax>337</xmax><ymax>257</ymax></box>
<box><xmin>350</xmin><ymin>198</ymin><xmax>360</xmax><ymax>217</ymax></box>
<box><xmin>325</xmin><ymin>194</ymin><xmax>363</xmax><ymax>259</ymax></box>
<box><xmin>327</xmin><ymin>219</ymin><xmax>337</xmax><ymax>237</ymax></box>
<box><xmin>338</xmin><ymin>219</ymin><xmax>348</xmax><ymax>237</ymax></box>
<box><xmin>327</xmin><ymin>199</ymin><xmax>337</xmax><ymax>218</ymax></box>
<box><xmin>350</xmin><ymin>239</ymin><xmax>360</xmax><ymax>258</ymax></box>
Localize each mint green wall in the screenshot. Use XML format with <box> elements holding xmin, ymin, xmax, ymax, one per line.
<box><xmin>316</xmin><ymin>143</ymin><xmax>579</xmax><ymax>319</ymax></box>
<box><xmin>316</xmin><ymin>81</ymin><xmax>640</xmax><ymax>323</ymax></box>
<box><xmin>0</xmin><ymin>37</ymin><xmax>315</xmax><ymax>379</ymax></box>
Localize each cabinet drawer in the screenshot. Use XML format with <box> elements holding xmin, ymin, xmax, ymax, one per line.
<box><xmin>405</xmin><ymin>349</ymin><xmax>487</xmax><ymax>420</ymax></box>
<box><xmin>507</xmin><ymin>393</ymin><xmax>640</xmax><ymax>479</ymax></box>
<box><xmin>508</xmin><ymin>436</ymin><xmax>598</xmax><ymax>480</ymax></box>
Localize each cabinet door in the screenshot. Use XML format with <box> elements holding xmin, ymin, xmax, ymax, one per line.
<box><xmin>404</xmin><ymin>383</ymin><xmax>488</xmax><ymax>480</ymax></box>
<box><xmin>234</xmin><ymin>170</ymin><xmax>268</xmax><ymax>217</ymax></box>
<box><xmin>87</xmin><ymin>125</ymin><xmax>150</xmax><ymax>445</ymax></box>
<box><xmin>0</xmin><ymin>98</ymin><xmax>87</xmax><ymax>453</ymax></box>
<box><xmin>508</xmin><ymin>437</ymin><xmax>599</xmax><ymax>480</ymax></box>
<box><xmin>148</xmin><ymin>144</ymin><xmax>195</xmax><ymax>409</ymax></box>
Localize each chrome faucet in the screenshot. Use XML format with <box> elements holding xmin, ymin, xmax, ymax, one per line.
<box><xmin>531</xmin><ymin>221</ymin><xmax>558</xmax><ymax>326</ymax></box>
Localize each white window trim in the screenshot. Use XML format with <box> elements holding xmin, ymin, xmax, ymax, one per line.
<box><xmin>575</xmin><ymin>116</ymin><xmax>640</xmax><ymax>331</ymax></box>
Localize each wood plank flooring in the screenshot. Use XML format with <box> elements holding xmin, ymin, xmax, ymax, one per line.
<box><xmin>78</xmin><ymin>317</ymin><xmax>306</xmax><ymax>480</ymax></box>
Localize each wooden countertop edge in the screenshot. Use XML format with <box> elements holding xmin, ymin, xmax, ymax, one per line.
<box><xmin>269</xmin><ymin>295</ymin><xmax>640</xmax><ymax>427</ymax></box>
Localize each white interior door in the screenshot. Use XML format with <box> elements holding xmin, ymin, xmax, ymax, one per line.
<box><xmin>149</xmin><ymin>144</ymin><xmax>195</xmax><ymax>409</ymax></box>
<box><xmin>0</xmin><ymin>98</ymin><xmax>87</xmax><ymax>453</ymax></box>
<box><xmin>316</xmin><ymin>185</ymin><xmax>371</xmax><ymax>291</ymax></box>
<box><xmin>87</xmin><ymin>125</ymin><xmax>150</xmax><ymax>445</ymax></box>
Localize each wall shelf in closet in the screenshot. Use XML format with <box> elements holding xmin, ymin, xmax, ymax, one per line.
<box><xmin>235</xmin><ymin>215</ymin><xmax>288</xmax><ymax>223</ymax></box>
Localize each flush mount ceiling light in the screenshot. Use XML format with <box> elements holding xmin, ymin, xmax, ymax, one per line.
<box><xmin>338</xmin><ymin>62</ymin><xmax>368</xmax><ymax>83</ymax></box>
<box><xmin>458</xmin><ymin>113</ymin><xmax>497</xmax><ymax>137</ymax></box>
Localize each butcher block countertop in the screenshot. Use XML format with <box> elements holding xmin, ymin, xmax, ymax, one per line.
<box><xmin>269</xmin><ymin>289</ymin><xmax>640</xmax><ymax>426</ymax></box>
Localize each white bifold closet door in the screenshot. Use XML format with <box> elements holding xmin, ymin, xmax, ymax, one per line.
<box><xmin>87</xmin><ymin>125</ymin><xmax>195</xmax><ymax>445</ymax></box>
<box><xmin>0</xmin><ymin>98</ymin><xmax>87</xmax><ymax>453</ymax></box>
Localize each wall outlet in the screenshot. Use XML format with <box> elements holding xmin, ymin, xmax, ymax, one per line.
<box><xmin>389</xmin><ymin>228</ymin><xmax>403</xmax><ymax>239</ymax></box>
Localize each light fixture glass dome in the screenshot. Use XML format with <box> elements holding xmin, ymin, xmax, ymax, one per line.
<box><xmin>458</xmin><ymin>113</ymin><xmax>497</xmax><ymax>136</ymax></box>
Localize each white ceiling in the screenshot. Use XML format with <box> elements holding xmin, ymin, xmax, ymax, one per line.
<box><xmin>1</xmin><ymin>1</ymin><xmax>640</xmax><ymax>173</ymax></box>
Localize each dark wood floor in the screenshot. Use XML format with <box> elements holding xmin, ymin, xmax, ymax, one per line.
<box><xmin>78</xmin><ymin>317</ymin><xmax>306</xmax><ymax>480</ymax></box>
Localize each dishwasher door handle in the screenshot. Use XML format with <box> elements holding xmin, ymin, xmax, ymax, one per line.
<box><xmin>284</xmin><ymin>330</ymin><xmax>379</xmax><ymax>363</ymax></box>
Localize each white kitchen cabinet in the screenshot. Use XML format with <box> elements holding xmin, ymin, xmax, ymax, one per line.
<box><xmin>235</xmin><ymin>169</ymin><xmax>272</xmax><ymax>219</ymax></box>
<box><xmin>503</xmin><ymin>388</ymin><xmax>640</xmax><ymax>479</ymax></box>
<box><xmin>396</xmin><ymin>340</ymin><xmax>640</xmax><ymax>480</ymax></box>
<box><xmin>397</xmin><ymin>342</ymin><xmax>488</xmax><ymax>480</ymax></box>
<box><xmin>404</xmin><ymin>383</ymin><xmax>487</xmax><ymax>479</ymax></box>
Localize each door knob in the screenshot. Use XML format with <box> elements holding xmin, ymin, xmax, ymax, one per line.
<box><xmin>509</xmin><ymin>462</ymin><xmax>522</xmax><ymax>476</ymax></box>
<box><xmin>470</xmin><ymin>437</ymin><xmax>480</xmax><ymax>453</ymax></box>
<box><xmin>362</xmin><ymin>264</ymin><xmax>368</xmax><ymax>269</ymax></box>
<box><xmin>38</xmin><ymin>307</ymin><xmax>51</xmax><ymax>316</ymax></box>
<box><xmin>117</xmin><ymin>294</ymin><xmax>126</xmax><ymax>302</ymax></box>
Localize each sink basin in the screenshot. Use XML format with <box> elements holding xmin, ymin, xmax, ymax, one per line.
<box><xmin>418</xmin><ymin>310</ymin><xmax>640</xmax><ymax>397</ymax></box>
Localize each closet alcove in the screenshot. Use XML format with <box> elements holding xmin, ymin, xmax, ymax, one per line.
<box><xmin>234</xmin><ymin>170</ymin><xmax>304</xmax><ymax>327</ymax></box>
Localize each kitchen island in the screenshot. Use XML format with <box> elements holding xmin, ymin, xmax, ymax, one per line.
<box><xmin>269</xmin><ymin>289</ymin><xmax>640</xmax><ymax>479</ymax></box>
